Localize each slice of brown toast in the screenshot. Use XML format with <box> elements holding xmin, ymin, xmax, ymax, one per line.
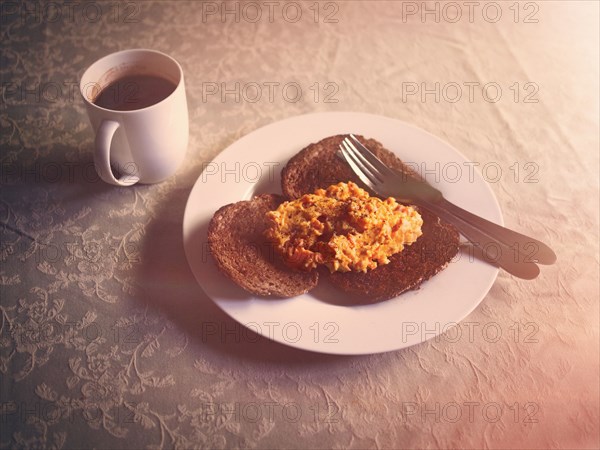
<box><xmin>281</xmin><ymin>134</ymin><xmax>460</xmax><ymax>302</ymax></box>
<box><xmin>208</xmin><ymin>194</ymin><xmax>319</xmax><ymax>297</ymax></box>
<box><xmin>281</xmin><ymin>134</ymin><xmax>421</xmax><ymax>199</ymax></box>
<box><xmin>328</xmin><ymin>209</ymin><xmax>459</xmax><ymax>302</ymax></box>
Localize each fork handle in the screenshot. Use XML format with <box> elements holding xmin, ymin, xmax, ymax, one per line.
<box><xmin>436</xmin><ymin>198</ymin><xmax>556</xmax><ymax>265</ymax></box>
<box><xmin>389</xmin><ymin>165</ymin><xmax>556</xmax><ymax>265</ymax></box>
<box><xmin>418</xmin><ymin>201</ymin><xmax>541</xmax><ymax>280</ymax></box>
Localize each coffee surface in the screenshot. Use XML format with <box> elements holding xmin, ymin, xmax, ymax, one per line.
<box><xmin>94</xmin><ymin>75</ymin><xmax>176</xmax><ymax>111</ymax></box>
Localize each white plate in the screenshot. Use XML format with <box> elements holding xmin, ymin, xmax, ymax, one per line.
<box><xmin>183</xmin><ymin>112</ymin><xmax>502</xmax><ymax>355</ymax></box>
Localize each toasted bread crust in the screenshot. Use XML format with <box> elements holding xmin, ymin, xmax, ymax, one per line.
<box><xmin>208</xmin><ymin>194</ymin><xmax>318</xmax><ymax>297</ymax></box>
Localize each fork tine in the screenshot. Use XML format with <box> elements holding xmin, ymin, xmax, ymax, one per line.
<box><xmin>344</xmin><ymin>138</ymin><xmax>389</xmax><ymax>182</ymax></box>
<box><xmin>339</xmin><ymin>144</ymin><xmax>379</xmax><ymax>191</ymax></box>
<box><xmin>348</xmin><ymin>134</ymin><xmax>395</xmax><ymax>176</ymax></box>
<box><xmin>341</xmin><ymin>140</ymin><xmax>384</xmax><ymax>183</ymax></box>
<box><xmin>343</xmin><ymin>138</ymin><xmax>386</xmax><ymax>183</ymax></box>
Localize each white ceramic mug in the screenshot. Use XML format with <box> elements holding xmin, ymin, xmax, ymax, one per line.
<box><xmin>80</xmin><ymin>49</ymin><xmax>188</xmax><ymax>186</ymax></box>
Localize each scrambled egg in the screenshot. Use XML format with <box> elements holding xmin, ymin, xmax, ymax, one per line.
<box><xmin>265</xmin><ymin>182</ymin><xmax>423</xmax><ymax>273</ymax></box>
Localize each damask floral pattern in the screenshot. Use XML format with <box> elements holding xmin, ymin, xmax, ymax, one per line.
<box><xmin>1</xmin><ymin>1</ymin><xmax>598</xmax><ymax>449</ymax></box>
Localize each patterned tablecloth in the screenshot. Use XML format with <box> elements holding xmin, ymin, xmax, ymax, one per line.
<box><xmin>1</xmin><ymin>1</ymin><xmax>598</xmax><ymax>448</ymax></box>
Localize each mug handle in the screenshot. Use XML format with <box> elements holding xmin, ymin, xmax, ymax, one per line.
<box><xmin>94</xmin><ymin>120</ymin><xmax>140</xmax><ymax>186</ymax></box>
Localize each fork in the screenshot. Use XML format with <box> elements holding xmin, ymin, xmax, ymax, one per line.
<box><xmin>339</xmin><ymin>134</ymin><xmax>556</xmax><ymax>279</ymax></box>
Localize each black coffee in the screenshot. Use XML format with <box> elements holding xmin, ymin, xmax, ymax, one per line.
<box><xmin>93</xmin><ymin>74</ymin><xmax>176</xmax><ymax>111</ymax></box>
